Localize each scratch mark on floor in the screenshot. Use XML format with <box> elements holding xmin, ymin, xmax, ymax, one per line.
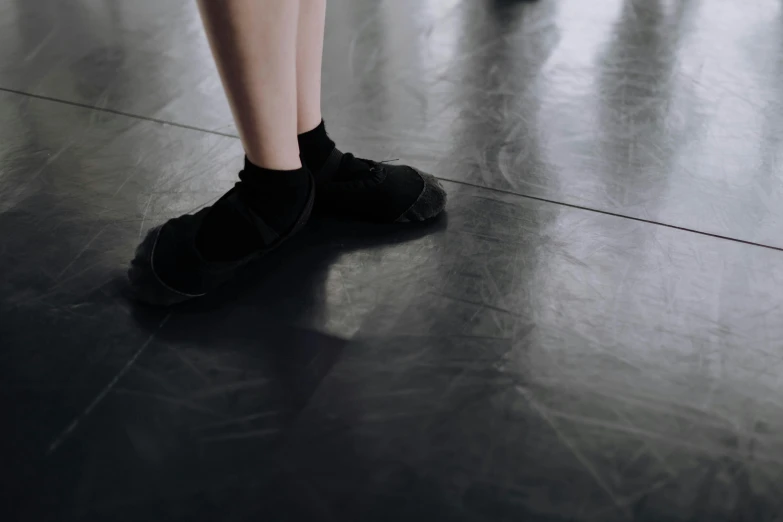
<box><xmin>24</xmin><ymin>26</ymin><xmax>57</xmax><ymax>63</ymax></box>
<box><xmin>111</xmin><ymin>388</ymin><xmax>220</xmax><ymax>415</ymax></box>
<box><xmin>201</xmin><ymin>428</ymin><xmax>279</xmax><ymax>443</ymax></box>
<box><xmin>517</xmin><ymin>385</ymin><xmax>632</xmax><ymax>518</ymax></box>
<box><xmin>189</xmin><ymin>378</ymin><xmax>270</xmax><ymax>399</ymax></box>
<box><xmin>138</xmin><ymin>193</ymin><xmax>154</xmax><ymax>240</ymax></box>
<box><xmin>197</xmin><ymin>411</ymin><xmax>281</xmax><ymax>431</ymax></box>
<box><xmin>46</xmin><ymin>313</ymin><xmax>171</xmax><ymax>455</ymax></box>
<box><xmin>56</xmin><ymin>222</ymin><xmax>110</xmax><ymax>280</ymax></box>
<box><xmin>112</xmin><ymin>154</ymin><xmax>144</xmax><ymax>197</ymax></box>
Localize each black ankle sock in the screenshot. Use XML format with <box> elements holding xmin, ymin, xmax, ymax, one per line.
<box><xmin>195</xmin><ymin>157</ymin><xmax>312</xmax><ymax>262</ymax></box>
<box><xmin>298</xmin><ymin>120</ymin><xmax>336</xmax><ymax>172</ymax></box>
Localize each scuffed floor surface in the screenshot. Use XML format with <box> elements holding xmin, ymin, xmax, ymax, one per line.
<box><xmin>2</xmin><ymin>0</ymin><xmax>783</xmax><ymax>520</ymax></box>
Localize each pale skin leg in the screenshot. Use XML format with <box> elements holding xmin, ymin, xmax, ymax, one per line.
<box><xmin>197</xmin><ymin>0</ymin><xmax>302</xmax><ymax>170</ymax></box>
<box><xmin>295</xmin><ymin>0</ymin><xmax>328</xmax><ymax>134</ymax></box>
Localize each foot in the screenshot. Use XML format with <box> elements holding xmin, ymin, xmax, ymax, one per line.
<box><xmin>128</xmin><ymin>158</ymin><xmax>315</xmax><ymax>306</ymax></box>
<box><xmin>298</xmin><ymin>121</ymin><xmax>447</xmax><ymax>223</ymax></box>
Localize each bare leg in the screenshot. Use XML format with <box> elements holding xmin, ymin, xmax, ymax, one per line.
<box><xmin>295</xmin><ymin>0</ymin><xmax>327</xmax><ymax>133</ymax></box>
<box><xmin>197</xmin><ymin>0</ymin><xmax>301</xmax><ymax>169</ymax></box>
<box><xmin>130</xmin><ymin>0</ymin><xmax>317</xmax><ymax>305</ymax></box>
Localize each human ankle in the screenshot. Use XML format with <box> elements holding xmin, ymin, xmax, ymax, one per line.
<box><xmin>297</xmin><ymin>120</ymin><xmax>335</xmax><ymax>172</ymax></box>
<box><xmin>246</xmin><ymin>147</ymin><xmax>301</xmax><ymax>171</ymax></box>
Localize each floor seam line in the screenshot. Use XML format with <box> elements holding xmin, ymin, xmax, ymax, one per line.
<box><xmin>442</xmin><ymin>180</ymin><xmax>783</xmax><ymax>253</ymax></box>
<box><xmin>4</xmin><ymin>86</ymin><xmax>782</xmax><ymax>253</ymax></box>
<box><xmin>0</xmin><ymin>86</ymin><xmax>238</xmax><ymax>138</ymax></box>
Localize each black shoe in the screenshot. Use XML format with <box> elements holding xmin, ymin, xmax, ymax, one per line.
<box><xmin>313</xmin><ymin>148</ymin><xmax>447</xmax><ymax>223</ymax></box>
<box><xmin>128</xmin><ymin>161</ymin><xmax>315</xmax><ymax>306</ymax></box>
<box><xmin>298</xmin><ymin>121</ymin><xmax>446</xmax><ymax>223</ymax></box>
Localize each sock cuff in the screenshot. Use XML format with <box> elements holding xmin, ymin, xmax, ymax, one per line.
<box><xmin>298</xmin><ymin>120</ymin><xmax>327</xmax><ymax>141</ymax></box>
<box><xmin>297</xmin><ymin>120</ymin><xmax>336</xmax><ymax>172</ymax></box>
<box><xmin>242</xmin><ymin>156</ymin><xmax>311</xmax><ymax>187</ymax></box>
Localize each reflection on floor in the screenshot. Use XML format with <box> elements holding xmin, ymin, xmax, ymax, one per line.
<box><xmin>2</xmin><ymin>0</ymin><xmax>783</xmax><ymax>520</ymax></box>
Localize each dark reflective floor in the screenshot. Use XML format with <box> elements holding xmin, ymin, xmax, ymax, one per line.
<box><xmin>2</xmin><ymin>0</ymin><xmax>783</xmax><ymax>520</ymax></box>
